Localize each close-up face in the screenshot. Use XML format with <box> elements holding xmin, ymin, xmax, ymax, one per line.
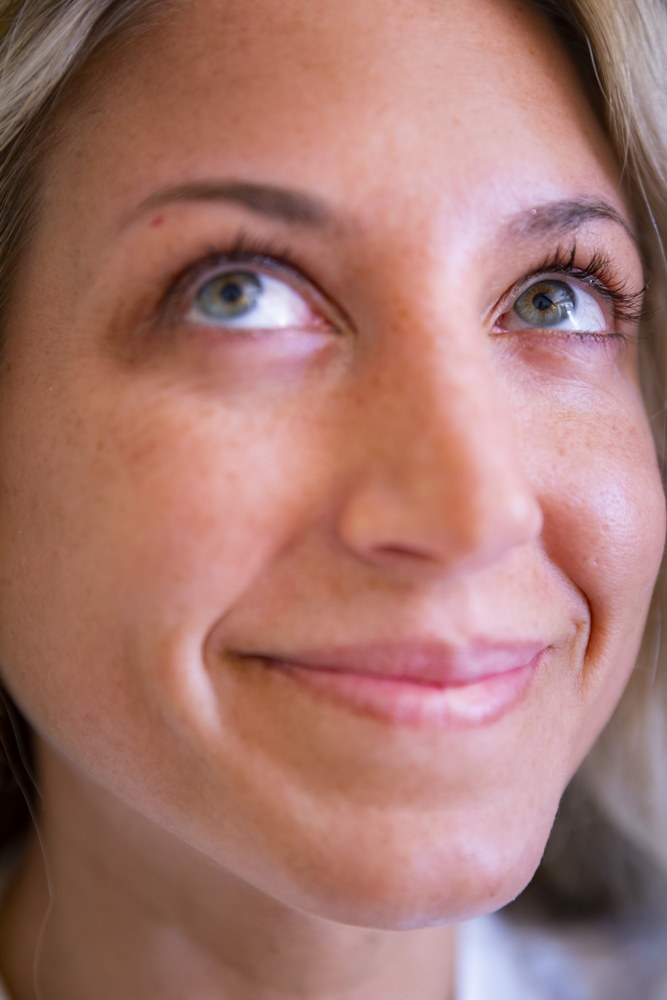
<box><xmin>0</xmin><ymin>0</ymin><xmax>664</xmax><ymax>929</ymax></box>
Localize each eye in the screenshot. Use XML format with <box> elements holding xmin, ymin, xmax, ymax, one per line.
<box><xmin>185</xmin><ymin>267</ymin><xmax>319</xmax><ymax>331</ymax></box>
<box><xmin>499</xmin><ymin>277</ymin><xmax>607</xmax><ymax>334</ymax></box>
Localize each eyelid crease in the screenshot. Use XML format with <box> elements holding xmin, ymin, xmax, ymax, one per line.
<box><xmin>163</xmin><ymin>234</ymin><xmax>304</xmax><ymax>303</ymax></box>
<box><xmin>156</xmin><ymin>228</ymin><xmax>349</xmax><ymax>332</ymax></box>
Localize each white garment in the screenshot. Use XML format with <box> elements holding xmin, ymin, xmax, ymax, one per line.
<box><xmin>457</xmin><ymin>908</ymin><xmax>667</xmax><ymax>1000</ymax></box>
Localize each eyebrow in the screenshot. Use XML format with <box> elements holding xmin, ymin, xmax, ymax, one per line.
<box><xmin>504</xmin><ymin>198</ymin><xmax>638</xmax><ymax>248</ymax></box>
<box><xmin>119</xmin><ymin>179</ymin><xmax>334</xmax><ymax>231</ymax></box>
<box><xmin>119</xmin><ymin>181</ymin><xmax>638</xmax><ymax>253</ymax></box>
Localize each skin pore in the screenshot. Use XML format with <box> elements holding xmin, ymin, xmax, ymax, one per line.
<box><xmin>0</xmin><ymin>0</ymin><xmax>664</xmax><ymax>998</ymax></box>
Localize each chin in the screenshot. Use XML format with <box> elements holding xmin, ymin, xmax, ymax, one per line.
<box><xmin>289</xmin><ymin>860</ymin><xmax>542</xmax><ymax>931</ymax></box>
<box><xmin>243</xmin><ymin>820</ymin><xmax>551</xmax><ymax>931</ymax></box>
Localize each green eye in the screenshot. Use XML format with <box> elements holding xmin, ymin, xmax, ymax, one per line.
<box><xmin>500</xmin><ymin>274</ymin><xmax>608</xmax><ymax>336</ymax></box>
<box><xmin>185</xmin><ymin>266</ymin><xmax>319</xmax><ymax>331</ymax></box>
<box><xmin>195</xmin><ymin>271</ymin><xmax>262</xmax><ymax>320</ymax></box>
<box><xmin>514</xmin><ymin>279</ymin><xmax>575</xmax><ymax>328</ymax></box>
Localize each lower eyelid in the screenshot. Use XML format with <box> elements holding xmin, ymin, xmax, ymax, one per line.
<box><xmin>492</xmin><ymin>328</ymin><xmax>632</xmax><ymax>376</ymax></box>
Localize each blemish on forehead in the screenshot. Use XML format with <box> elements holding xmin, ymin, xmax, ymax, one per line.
<box><xmin>150</xmin><ymin>216</ymin><xmax>164</xmax><ymax>228</ymax></box>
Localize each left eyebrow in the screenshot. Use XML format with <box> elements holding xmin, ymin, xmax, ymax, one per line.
<box><xmin>504</xmin><ymin>198</ymin><xmax>639</xmax><ymax>249</ymax></box>
<box><xmin>118</xmin><ymin>179</ymin><xmax>335</xmax><ymax>232</ymax></box>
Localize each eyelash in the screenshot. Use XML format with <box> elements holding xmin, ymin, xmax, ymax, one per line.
<box><xmin>161</xmin><ymin>232</ymin><xmax>646</xmax><ymax>339</ymax></box>
<box><xmin>499</xmin><ymin>243</ymin><xmax>645</xmax><ymax>336</ymax></box>
<box><xmin>162</xmin><ymin>230</ymin><xmax>317</xmax><ymax>318</ymax></box>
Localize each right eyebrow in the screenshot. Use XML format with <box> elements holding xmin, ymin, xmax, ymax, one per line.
<box><xmin>118</xmin><ymin>179</ymin><xmax>336</xmax><ymax>232</ymax></box>
<box><xmin>504</xmin><ymin>198</ymin><xmax>639</xmax><ymax>250</ymax></box>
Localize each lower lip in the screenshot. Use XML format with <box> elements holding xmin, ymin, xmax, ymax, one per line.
<box><xmin>260</xmin><ymin>654</ymin><xmax>544</xmax><ymax>728</ymax></box>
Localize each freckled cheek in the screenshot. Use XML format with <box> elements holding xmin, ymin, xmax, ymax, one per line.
<box><xmin>0</xmin><ymin>387</ymin><xmax>323</xmax><ymax>747</ymax></box>
<box><xmin>90</xmin><ymin>410</ymin><xmax>329</xmax><ymax>618</ymax></box>
<box><xmin>537</xmin><ymin>417</ymin><xmax>665</xmax><ymax>623</ymax></box>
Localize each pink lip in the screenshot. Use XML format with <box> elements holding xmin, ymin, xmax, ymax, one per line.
<box><xmin>248</xmin><ymin>641</ymin><xmax>550</xmax><ymax>727</ymax></box>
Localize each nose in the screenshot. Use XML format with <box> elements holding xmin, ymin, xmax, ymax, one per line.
<box><xmin>335</xmin><ymin>336</ymin><xmax>542</xmax><ymax>577</ymax></box>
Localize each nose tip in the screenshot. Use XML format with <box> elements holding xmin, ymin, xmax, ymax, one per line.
<box><xmin>335</xmin><ymin>378</ymin><xmax>543</xmax><ymax>577</ymax></box>
<box><xmin>337</xmin><ymin>456</ymin><xmax>542</xmax><ymax>576</ymax></box>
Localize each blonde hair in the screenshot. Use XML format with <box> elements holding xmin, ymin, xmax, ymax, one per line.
<box><xmin>0</xmin><ymin>0</ymin><xmax>167</xmax><ymax>319</ymax></box>
<box><xmin>0</xmin><ymin>0</ymin><xmax>164</xmax><ymax>843</ymax></box>
<box><xmin>524</xmin><ymin>0</ymin><xmax>667</xmax><ymax>917</ymax></box>
<box><xmin>0</xmin><ymin>0</ymin><xmax>666</xmax><ymax>915</ymax></box>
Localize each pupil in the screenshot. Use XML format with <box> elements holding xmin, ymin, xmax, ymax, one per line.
<box><xmin>221</xmin><ymin>282</ymin><xmax>244</xmax><ymax>303</ymax></box>
<box><xmin>533</xmin><ymin>292</ymin><xmax>554</xmax><ymax>312</ymax></box>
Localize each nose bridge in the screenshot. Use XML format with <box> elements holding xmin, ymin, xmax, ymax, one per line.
<box><xmin>336</xmin><ymin>328</ymin><xmax>542</xmax><ymax>573</ymax></box>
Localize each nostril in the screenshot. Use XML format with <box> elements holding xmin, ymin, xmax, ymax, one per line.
<box><xmin>373</xmin><ymin>541</ymin><xmax>445</xmax><ymax>563</ymax></box>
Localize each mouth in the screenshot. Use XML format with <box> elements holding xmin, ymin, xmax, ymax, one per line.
<box><xmin>240</xmin><ymin>641</ymin><xmax>550</xmax><ymax>727</ymax></box>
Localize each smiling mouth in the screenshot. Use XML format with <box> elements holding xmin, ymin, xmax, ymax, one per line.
<box><xmin>240</xmin><ymin>641</ymin><xmax>550</xmax><ymax>728</ymax></box>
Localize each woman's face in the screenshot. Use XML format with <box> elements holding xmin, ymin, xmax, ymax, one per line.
<box><xmin>0</xmin><ymin>0</ymin><xmax>663</xmax><ymax>927</ymax></box>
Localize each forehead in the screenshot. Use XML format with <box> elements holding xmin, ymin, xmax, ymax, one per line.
<box><xmin>38</xmin><ymin>0</ymin><xmax>622</xmax><ymax>277</ymax></box>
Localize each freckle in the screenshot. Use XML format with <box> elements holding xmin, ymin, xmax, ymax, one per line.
<box><xmin>150</xmin><ymin>216</ymin><xmax>165</xmax><ymax>228</ymax></box>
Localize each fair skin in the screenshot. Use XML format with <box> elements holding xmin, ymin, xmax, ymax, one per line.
<box><xmin>0</xmin><ymin>0</ymin><xmax>664</xmax><ymax>997</ymax></box>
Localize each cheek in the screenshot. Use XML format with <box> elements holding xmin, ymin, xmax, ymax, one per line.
<box><xmin>0</xmin><ymin>371</ymin><xmax>321</xmax><ymax>759</ymax></box>
<box><xmin>540</xmin><ymin>411</ymin><xmax>664</xmax><ymax>608</ymax></box>
<box><xmin>529</xmin><ymin>389</ymin><xmax>665</xmax><ymax>748</ymax></box>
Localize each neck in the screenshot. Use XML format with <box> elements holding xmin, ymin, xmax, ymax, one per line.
<box><xmin>0</xmin><ymin>752</ymin><xmax>456</xmax><ymax>1000</ymax></box>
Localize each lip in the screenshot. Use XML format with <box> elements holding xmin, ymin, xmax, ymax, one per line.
<box><xmin>244</xmin><ymin>641</ymin><xmax>550</xmax><ymax>727</ymax></box>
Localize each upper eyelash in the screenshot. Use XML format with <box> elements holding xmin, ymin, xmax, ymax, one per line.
<box><xmin>507</xmin><ymin>243</ymin><xmax>646</xmax><ymax>326</ymax></box>
<box><xmin>222</xmin><ymin>230</ymin><xmax>306</xmax><ymax>272</ymax></box>
<box><xmin>162</xmin><ymin>229</ymin><xmax>312</xmax><ymax>312</ymax></box>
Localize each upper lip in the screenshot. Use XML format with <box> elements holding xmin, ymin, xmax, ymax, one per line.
<box><xmin>251</xmin><ymin>640</ymin><xmax>549</xmax><ymax>687</ymax></box>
